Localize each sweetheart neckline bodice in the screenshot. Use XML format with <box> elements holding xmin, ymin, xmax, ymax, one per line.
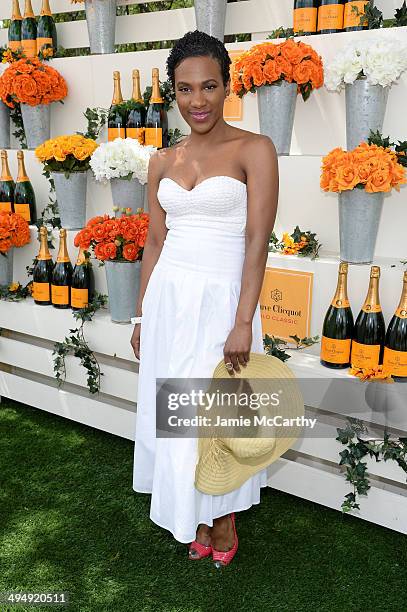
<box><xmin>159</xmin><ymin>175</ymin><xmax>247</xmax><ymax>193</ymax></box>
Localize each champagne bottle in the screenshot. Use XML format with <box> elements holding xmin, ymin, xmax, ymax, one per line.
<box><xmin>22</xmin><ymin>0</ymin><xmax>37</xmax><ymax>59</ymax></box>
<box><xmin>9</xmin><ymin>0</ymin><xmax>22</xmax><ymax>53</ymax></box>
<box><xmin>14</xmin><ymin>150</ymin><xmax>37</xmax><ymax>224</ymax></box>
<box><xmin>108</xmin><ymin>71</ymin><xmax>127</xmax><ymax>142</ymax></box>
<box><xmin>126</xmin><ymin>69</ymin><xmax>146</xmax><ymax>145</ymax></box>
<box><xmin>383</xmin><ymin>271</ymin><xmax>407</xmax><ymax>382</ymax></box>
<box><xmin>71</xmin><ymin>247</ymin><xmax>93</xmax><ymax>311</ymax></box>
<box><xmin>37</xmin><ymin>0</ymin><xmax>57</xmax><ymax>56</ymax></box>
<box><xmin>343</xmin><ymin>0</ymin><xmax>369</xmax><ymax>31</ymax></box>
<box><xmin>51</xmin><ymin>228</ymin><xmax>73</xmax><ymax>309</ymax></box>
<box><xmin>317</xmin><ymin>0</ymin><xmax>345</xmax><ymax>33</ymax></box>
<box><xmin>350</xmin><ymin>266</ymin><xmax>386</xmax><ymax>370</ymax></box>
<box><xmin>32</xmin><ymin>226</ymin><xmax>54</xmax><ymax>305</ymax></box>
<box><xmin>294</xmin><ymin>0</ymin><xmax>319</xmax><ymax>36</ymax></box>
<box><xmin>320</xmin><ymin>263</ymin><xmax>354</xmax><ymax>369</ymax></box>
<box><xmin>145</xmin><ymin>68</ymin><xmax>168</xmax><ymax>149</ymax></box>
<box><xmin>0</xmin><ymin>150</ymin><xmax>15</xmax><ymax>214</ymax></box>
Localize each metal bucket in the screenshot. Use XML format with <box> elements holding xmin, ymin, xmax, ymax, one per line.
<box><xmin>194</xmin><ymin>0</ymin><xmax>227</xmax><ymax>41</ymax></box>
<box><xmin>257</xmin><ymin>81</ymin><xmax>297</xmax><ymax>156</ymax></box>
<box><xmin>20</xmin><ymin>103</ymin><xmax>51</xmax><ymax>149</ymax></box>
<box><xmin>85</xmin><ymin>0</ymin><xmax>117</xmax><ymax>54</ymax></box>
<box><xmin>110</xmin><ymin>178</ymin><xmax>145</xmax><ymax>213</ymax></box>
<box><xmin>105</xmin><ymin>260</ymin><xmax>141</xmax><ymax>323</ymax></box>
<box><xmin>345</xmin><ymin>78</ymin><xmax>389</xmax><ymax>150</ymax></box>
<box><xmin>52</xmin><ymin>171</ymin><xmax>88</xmax><ymax>230</ymax></box>
<box><xmin>338</xmin><ymin>190</ymin><xmax>384</xmax><ymax>264</ymax></box>
<box><xmin>0</xmin><ymin>249</ymin><xmax>13</xmax><ymax>286</ymax></box>
<box><xmin>0</xmin><ymin>102</ymin><xmax>10</xmax><ymax>149</ymax></box>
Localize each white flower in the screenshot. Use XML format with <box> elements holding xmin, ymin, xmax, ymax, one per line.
<box><xmin>325</xmin><ymin>39</ymin><xmax>407</xmax><ymax>91</ymax></box>
<box><xmin>89</xmin><ymin>138</ymin><xmax>157</xmax><ymax>184</ymax></box>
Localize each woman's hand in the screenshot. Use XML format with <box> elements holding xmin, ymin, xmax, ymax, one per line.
<box><xmin>223</xmin><ymin>322</ymin><xmax>252</xmax><ymax>375</ymax></box>
<box><xmin>131</xmin><ymin>323</ymin><xmax>141</xmax><ymax>360</ymax></box>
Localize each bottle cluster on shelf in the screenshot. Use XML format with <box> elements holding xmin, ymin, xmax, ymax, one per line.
<box><xmin>320</xmin><ymin>263</ymin><xmax>407</xmax><ymax>382</ymax></box>
<box><xmin>32</xmin><ymin>227</ymin><xmax>94</xmax><ymax>310</ymax></box>
<box><xmin>108</xmin><ymin>68</ymin><xmax>169</xmax><ymax>149</ymax></box>
<box><xmin>9</xmin><ymin>0</ymin><xmax>57</xmax><ymax>58</ymax></box>
<box><xmin>293</xmin><ymin>0</ymin><xmax>369</xmax><ymax>36</ymax></box>
<box><xmin>0</xmin><ymin>149</ymin><xmax>36</xmax><ymax>224</ymax></box>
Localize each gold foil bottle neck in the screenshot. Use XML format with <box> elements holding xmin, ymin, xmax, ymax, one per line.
<box><xmin>17</xmin><ymin>150</ymin><xmax>29</xmax><ymax>182</ymax></box>
<box><xmin>331</xmin><ymin>262</ymin><xmax>350</xmax><ymax>308</ymax></box>
<box><xmin>370</xmin><ymin>265</ymin><xmax>381</xmax><ymax>278</ymax></box>
<box><xmin>396</xmin><ymin>271</ymin><xmax>407</xmax><ymax>316</ymax></box>
<box><xmin>56</xmin><ymin>228</ymin><xmax>71</xmax><ymax>263</ymax></box>
<box><xmin>12</xmin><ymin>0</ymin><xmax>22</xmax><ymax>20</ymax></box>
<box><xmin>1</xmin><ymin>150</ymin><xmax>13</xmax><ymax>182</ymax></box>
<box><xmin>38</xmin><ymin>226</ymin><xmax>52</xmax><ymax>261</ymax></box>
<box><xmin>40</xmin><ymin>0</ymin><xmax>52</xmax><ymax>16</ymax></box>
<box><xmin>131</xmin><ymin>69</ymin><xmax>143</xmax><ymax>104</ymax></box>
<box><xmin>24</xmin><ymin>0</ymin><xmax>35</xmax><ymax>18</ymax></box>
<box><xmin>75</xmin><ymin>246</ymin><xmax>88</xmax><ymax>266</ymax></box>
<box><xmin>150</xmin><ymin>67</ymin><xmax>164</xmax><ymax>104</ymax></box>
<box><xmin>112</xmin><ymin>71</ymin><xmax>124</xmax><ymax>105</ymax></box>
<box><xmin>362</xmin><ymin>266</ymin><xmax>381</xmax><ymax>312</ymax></box>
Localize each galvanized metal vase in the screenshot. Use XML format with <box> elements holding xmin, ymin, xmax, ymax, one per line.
<box><xmin>20</xmin><ymin>103</ymin><xmax>51</xmax><ymax>149</ymax></box>
<box><xmin>0</xmin><ymin>249</ymin><xmax>13</xmax><ymax>286</ymax></box>
<box><xmin>105</xmin><ymin>260</ymin><xmax>141</xmax><ymax>323</ymax></box>
<box><xmin>85</xmin><ymin>0</ymin><xmax>117</xmax><ymax>54</ymax></box>
<box><xmin>0</xmin><ymin>102</ymin><xmax>10</xmax><ymax>149</ymax></box>
<box><xmin>52</xmin><ymin>171</ymin><xmax>88</xmax><ymax>230</ymax></box>
<box><xmin>110</xmin><ymin>178</ymin><xmax>145</xmax><ymax>213</ymax></box>
<box><xmin>194</xmin><ymin>0</ymin><xmax>227</xmax><ymax>41</ymax></box>
<box><xmin>257</xmin><ymin>81</ymin><xmax>297</xmax><ymax>156</ymax></box>
<box><xmin>345</xmin><ymin>78</ymin><xmax>389</xmax><ymax>150</ymax></box>
<box><xmin>338</xmin><ymin>190</ymin><xmax>384</xmax><ymax>264</ymax></box>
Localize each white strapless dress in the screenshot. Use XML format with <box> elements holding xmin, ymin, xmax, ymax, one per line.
<box><xmin>132</xmin><ymin>175</ymin><xmax>268</xmax><ymax>543</ymax></box>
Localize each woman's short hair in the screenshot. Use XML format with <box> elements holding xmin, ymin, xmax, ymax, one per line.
<box><xmin>166</xmin><ymin>30</ymin><xmax>232</xmax><ymax>88</ymax></box>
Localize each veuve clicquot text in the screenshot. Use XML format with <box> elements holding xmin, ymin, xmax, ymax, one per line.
<box><xmin>51</xmin><ymin>228</ymin><xmax>73</xmax><ymax>309</ymax></box>
<box><xmin>318</xmin><ymin>0</ymin><xmax>344</xmax><ymax>33</ymax></box>
<box><xmin>350</xmin><ymin>266</ymin><xmax>386</xmax><ymax>369</ymax></box>
<box><xmin>37</xmin><ymin>0</ymin><xmax>57</xmax><ymax>56</ymax></box>
<box><xmin>145</xmin><ymin>68</ymin><xmax>168</xmax><ymax>149</ymax></box>
<box><xmin>9</xmin><ymin>0</ymin><xmax>22</xmax><ymax>53</ymax></box>
<box><xmin>14</xmin><ymin>150</ymin><xmax>37</xmax><ymax>224</ymax></box>
<box><xmin>294</xmin><ymin>0</ymin><xmax>319</xmax><ymax>36</ymax></box>
<box><xmin>33</xmin><ymin>226</ymin><xmax>54</xmax><ymax>305</ymax></box>
<box><xmin>320</xmin><ymin>263</ymin><xmax>354</xmax><ymax>369</ymax></box>
<box><xmin>0</xmin><ymin>150</ymin><xmax>15</xmax><ymax>214</ymax></box>
<box><xmin>71</xmin><ymin>247</ymin><xmax>93</xmax><ymax>311</ymax></box>
<box><xmin>108</xmin><ymin>71</ymin><xmax>127</xmax><ymax>142</ymax></box>
<box><xmin>126</xmin><ymin>69</ymin><xmax>146</xmax><ymax>144</ymax></box>
<box><xmin>343</xmin><ymin>0</ymin><xmax>368</xmax><ymax>31</ymax></box>
<box><xmin>22</xmin><ymin>0</ymin><xmax>37</xmax><ymax>59</ymax></box>
<box><xmin>383</xmin><ymin>271</ymin><xmax>407</xmax><ymax>382</ymax></box>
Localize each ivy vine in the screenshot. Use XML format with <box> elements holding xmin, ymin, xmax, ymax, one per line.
<box><xmin>263</xmin><ymin>333</ymin><xmax>320</xmax><ymax>362</ymax></box>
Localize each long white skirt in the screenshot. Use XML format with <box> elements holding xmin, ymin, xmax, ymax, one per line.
<box><xmin>132</xmin><ymin>226</ymin><xmax>268</xmax><ymax>543</ymax></box>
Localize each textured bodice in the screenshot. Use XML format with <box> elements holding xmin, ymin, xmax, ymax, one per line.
<box><xmin>157</xmin><ymin>175</ymin><xmax>248</xmax><ymax>236</ymax></box>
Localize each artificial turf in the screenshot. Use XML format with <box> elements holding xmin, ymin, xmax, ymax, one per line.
<box><xmin>0</xmin><ymin>398</ymin><xmax>406</xmax><ymax>612</ymax></box>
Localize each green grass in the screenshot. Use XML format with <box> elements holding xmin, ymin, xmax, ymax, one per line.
<box><xmin>0</xmin><ymin>398</ymin><xmax>406</xmax><ymax>612</ymax></box>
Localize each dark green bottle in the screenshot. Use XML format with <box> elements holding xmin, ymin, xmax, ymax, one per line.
<box><xmin>145</xmin><ymin>68</ymin><xmax>168</xmax><ymax>149</ymax></box>
<box><xmin>293</xmin><ymin>0</ymin><xmax>319</xmax><ymax>36</ymax></box>
<box><xmin>51</xmin><ymin>228</ymin><xmax>73</xmax><ymax>309</ymax></box>
<box><xmin>318</xmin><ymin>0</ymin><xmax>345</xmax><ymax>33</ymax></box>
<box><xmin>383</xmin><ymin>271</ymin><xmax>407</xmax><ymax>382</ymax></box>
<box><xmin>126</xmin><ymin>69</ymin><xmax>146</xmax><ymax>144</ymax></box>
<box><xmin>14</xmin><ymin>150</ymin><xmax>37</xmax><ymax>224</ymax></box>
<box><xmin>0</xmin><ymin>150</ymin><xmax>15</xmax><ymax>214</ymax></box>
<box><xmin>343</xmin><ymin>0</ymin><xmax>369</xmax><ymax>31</ymax></box>
<box><xmin>71</xmin><ymin>247</ymin><xmax>94</xmax><ymax>311</ymax></box>
<box><xmin>320</xmin><ymin>263</ymin><xmax>354</xmax><ymax>369</ymax></box>
<box><xmin>22</xmin><ymin>0</ymin><xmax>37</xmax><ymax>59</ymax></box>
<box><xmin>33</xmin><ymin>226</ymin><xmax>54</xmax><ymax>306</ymax></box>
<box><xmin>9</xmin><ymin>0</ymin><xmax>22</xmax><ymax>53</ymax></box>
<box><xmin>108</xmin><ymin>71</ymin><xmax>127</xmax><ymax>141</ymax></box>
<box><xmin>37</xmin><ymin>0</ymin><xmax>57</xmax><ymax>57</ymax></box>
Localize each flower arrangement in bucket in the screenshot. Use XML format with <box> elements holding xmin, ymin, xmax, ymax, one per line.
<box><xmin>0</xmin><ymin>57</ymin><xmax>68</xmax><ymax>149</ymax></box>
<box><xmin>324</xmin><ymin>39</ymin><xmax>407</xmax><ymax>150</ymax></box>
<box><xmin>89</xmin><ymin>138</ymin><xmax>156</xmax><ymax>214</ymax></box>
<box><xmin>231</xmin><ymin>38</ymin><xmax>324</xmax><ymax>155</ymax></box>
<box><xmin>0</xmin><ymin>211</ymin><xmax>31</xmax><ymax>285</ymax></box>
<box><xmin>321</xmin><ymin>142</ymin><xmax>406</xmax><ymax>264</ymax></box>
<box><xmin>35</xmin><ymin>135</ymin><xmax>98</xmax><ymax>230</ymax></box>
<box><xmin>74</xmin><ymin>210</ymin><xmax>149</xmax><ymax>323</ymax></box>
<box><xmin>70</xmin><ymin>0</ymin><xmax>117</xmax><ymax>55</ymax></box>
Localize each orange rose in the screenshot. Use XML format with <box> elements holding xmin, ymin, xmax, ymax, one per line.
<box><xmin>262</xmin><ymin>59</ymin><xmax>281</xmax><ymax>84</ymax></box>
<box><xmin>275</xmin><ymin>56</ymin><xmax>293</xmax><ymax>81</ymax></box>
<box><xmin>292</xmin><ymin>60</ymin><xmax>314</xmax><ymax>85</ymax></box>
<box><xmin>280</xmin><ymin>39</ymin><xmax>304</xmax><ymax>65</ymax></box>
<box><xmin>104</xmin><ymin>242</ymin><xmax>117</xmax><ymax>260</ymax></box>
<box><xmin>92</xmin><ymin>224</ymin><xmax>108</xmax><ymax>242</ymax></box>
<box><xmin>94</xmin><ymin>243</ymin><xmax>107</xmax><ymax>260</ymax></box>
<box><xmin>123</xmin><ymin>243</ymin><xmax>139</xmax><ymax>261</ymax></box>
<box><xmin>366</xmin><ymin>168</ymin><xmax>392</xmax><ymax>193</ymax></box>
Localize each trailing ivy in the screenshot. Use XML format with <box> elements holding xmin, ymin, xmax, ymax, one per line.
<box><xmin>0</xmin><ymin>280</ymin><xmax>33</xmax><ymax>301</ymax></box>
<box><xmin>263</xmin><ymin>333</ymin><xmax>320</xmax><ymax>362</ymax></box>
<box><xmin>10</xmin><ymin>104</ymin><xmax>27</xmax><ymax>149</ymax></box>
<box><xmin>79</xmin><ymin>107</ymin><xmax>109</xmax><ymax>141</ymax></box>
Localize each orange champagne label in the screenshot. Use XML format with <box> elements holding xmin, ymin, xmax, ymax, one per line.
<box><xmin>344</xmin><ymin>1</ymin><xmax>368</xmax><ymax>27</ymax></box>
<box><xmin>14</xmin><ymin>203</ymin><xmax>31</xmax><ymax>222</ymax></box>
<box><xmin>351</xmin><ymin>341</ymin><xmax>381</xmax><ymax>369</ymax></box>
<box><xmin>33</xmin><ymin>282</ymin><xmax>50</xmax><ymax>302</ymax></box>
<box><xmin>331</xmin><ymin>298</ymin><xmax>350</xmax><ymax>308</ymax></box>
<box><xmin>21</xmin><ymin>39</ymin><xmax>37</xmax><ymax>58</ymax></box>
<box><xmin>126</xmin><ymin>127</ymin><xmax>145</xmax><ymax>144</ymax></box>
<box><xmin>37</xmin><ymin>37</ymin><xmax>53</xmax><ymax>54</ymax></box>
<box><xmin>383</xmin><ymin>347</ymin><xmax>407</xmax><ymax>377</ymax></box>
<box><xmin>144</xmin><ymin>127</ymin><xmax>162</xmax><ymax>148</ymax></box>
<box><xmin>71</xmin><ymin>287</ymin><xmax>89</xmax><ymax>308</ymax></box>
<box><xmin>318</xmin><ymin>4</ymin><xmax>344</xmax><ymax>30</ymax></box>
<box><xmin>0</xmin><ymin>202</ymin><xmax>12</xmax><ymax>213</ymax></box>
<box><xmin>294</xmin><ymin>7</ymin><xmax>318</xmax><ymax>32</ymax></box>
<box><xmin>321</xmin><ymin>337</ymin><xmax>351</xmax><ymax>364</ymax></box>
<box><xmin>395</xmin><ymin>307</ymin><xmax>407</xmax><ymax>319</ymax></box>
<box><xmin>362</xmin><ymin>304</ymin><xmax>382</xmax><ymax>313</ymax></box>
<box><xmin>108</xmin><ymin>127</ymin><xmax>126</xmax><ymax>142</ymax></box>
<box><xmin>8</xmin><ymin>41</ymin><xmax>22</xmax><ymax>52</ymax></box>
<box><xmin>51</xmin><ymin>284</ymin><xmax>69</xmax><ymax>305</ymax></box>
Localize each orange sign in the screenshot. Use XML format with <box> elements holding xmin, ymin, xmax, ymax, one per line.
<box><xmin>224</xmin><ymin>50</ymin><xmax>243</xmax><ymax>122</ymax></box>
<box><xmin>260</xmin><ymin>267</ymin><xmax>314</xmax><ymax>343</ymax></box>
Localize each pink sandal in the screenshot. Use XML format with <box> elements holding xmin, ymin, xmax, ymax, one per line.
<box><xmin>212</xmin><ymin>513</ymin><xmax>238</xmax><ymax>568</ymax></box>
<box><xmin>188</xmin><ymin>540</ymin><xmax>212</xmax><ymax>560</ymax></box>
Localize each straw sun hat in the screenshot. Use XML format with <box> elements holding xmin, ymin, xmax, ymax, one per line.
<box><xmin>194</xmin><ymin>352</ymin><xmax>305</xmax><ymax>495</ymax></box>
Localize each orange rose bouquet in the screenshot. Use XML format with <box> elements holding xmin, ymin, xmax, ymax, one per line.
<box><xmin>0</xmin><ymin>211</ymin><xmax>31</xmax><ymax>255</ymax></box>
<box><xmin>231</xmin><ymin>38</ymin><xmax>324</xmax><ymax>101</ymax></box>
<box><xmin>35</xmin><ymin>135</ymin><xmax>99</xmax><ymax>177</ymax></box>
<box><xmin>0</xmin><ymin>57</ymin><xmax>67</xmax><ymax>109</ymax></box>
<box><xmin>74</xmin><ymin>210</ymin><xmax>149</xmax><ymax>264</ymax></box>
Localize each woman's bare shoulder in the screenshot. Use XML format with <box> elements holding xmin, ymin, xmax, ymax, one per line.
<box><xmin>149</xmin><ymin>137</ymin><xmax>189</xmax><ymax>178</ymax></box>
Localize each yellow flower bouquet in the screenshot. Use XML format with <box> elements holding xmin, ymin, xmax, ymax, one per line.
<box><xmin>35</xmin><ymin>134</ymin><xmax>98</xmax><ymax>177</ymax></box>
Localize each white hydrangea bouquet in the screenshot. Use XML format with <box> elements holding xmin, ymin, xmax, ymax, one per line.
<box><xmin>89</xmin><ymin>138</ymin><xmax>156</xmax><ymax>184</ymax></box>
<box><xmin>325</xmin><ymin>39</ymin><xmax>407</xmax><ymax>91</ymax></box>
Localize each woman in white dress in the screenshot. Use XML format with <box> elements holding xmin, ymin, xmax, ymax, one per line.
<box><xmin>131</xmin><ymin>30</ymin><xmax>278</xmax><ymax>567</ymax></box>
